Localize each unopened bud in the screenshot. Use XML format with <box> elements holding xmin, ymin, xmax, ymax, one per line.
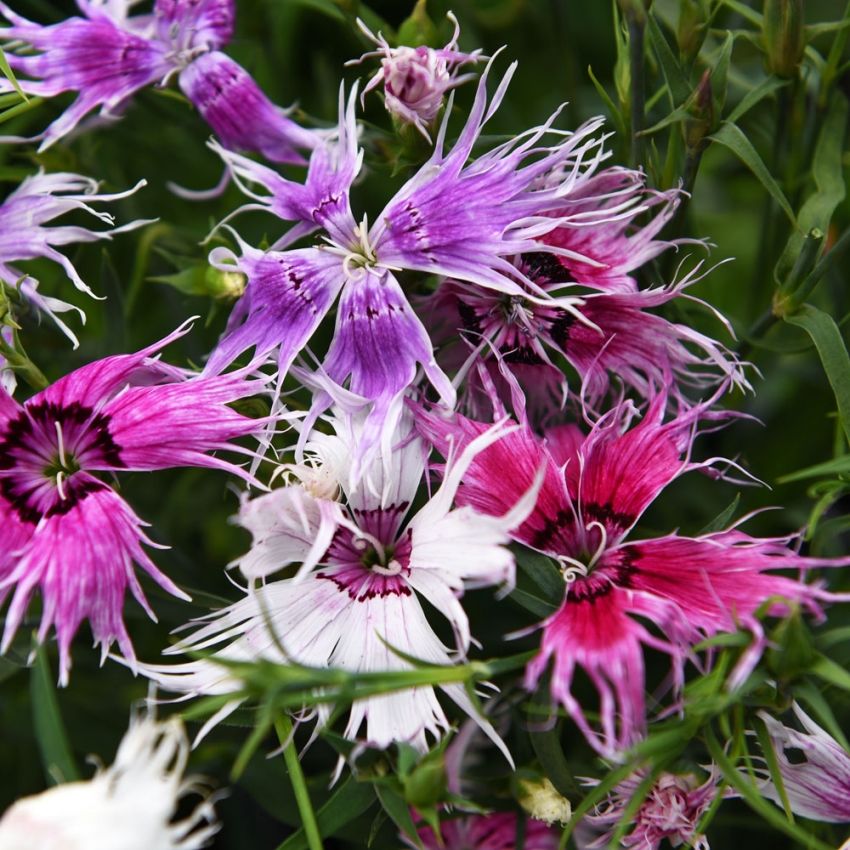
<box><xmin>519</xmin><ymin>777</ymin><xmax>572</xmax><ymax>827</ymax></box>
<box><xmin>206</xmin><ymin>267</ymin><xmax>246</xmax><ymax>299</ymax></box>
<box><xmin>617</xmin><ymin>0</ymin><xmax>653</xmax><ymax>24</ymax></box>
<box><xmin>763</xmin><ymin>0</ymin><xmax>804</xmax><ymax>78</ymax></box>
<box><xmin>677</xmin><ymin>0</ymin><xmax>708</xmax><ymax>62</ymax></box>
<box><xmin>685</xmin><ymin>68</ymin><xmax>714</xmax><ymax>151</ymax></box>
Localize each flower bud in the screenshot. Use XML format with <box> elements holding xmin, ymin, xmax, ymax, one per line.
<box><xmin>518</xmin><ymin>777</ymin><xmax>572</xmax><ymax>826</ymax></box>
<box><xmin>351</xmin><ymin>13</ymin><xmax>482</xmax><ymax>141</ymax></box>
<box><xmin>617</xmin><ymin>0</ymin><xmax>653</xmax><ymax>24</ymax></box>
<box><xmin>677</xmin><ymin>0</ymin><xmax>708</xmax><ymax>62</ymax></box>
<box><xmin>685</xmin><ymin>68</ymin><xmax>714</xmax><ymax>151</ymax></box>
<box><xmin>763</xmin><ymin>0</ymin><xmax>805</xmax><ymax>78</ymax></box>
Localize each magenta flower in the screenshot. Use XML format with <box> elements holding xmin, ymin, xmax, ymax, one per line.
<box><xmin>0</xmin><ymin>169</ymin><xmax>147</xmax><ymax>345</ymax></box>
<box><xmin>350</xmin><ymin>13</ymin><xmax>482</xmax><ymax>140</ymax></box>
<box><xmin>415</xmin><ymin>812</ymin><xmax>558</xmax><ymax>850</ymax></box>
<box><xmin>0</xmin><ymin>323</ymin><xmax>268</xmax><ymax>683</ymax></box>
<box><xmin>757</xmin><ymin>703</ymin><xmax>850</xmax><ymax>822</ymax></box>
<box><xmin>418</xmin><ymin>395</ymin><xmax>849</xmax><ymax>755</ymax></box>
<box><xmin>138</xmin><ymin>409</ymin><xmax>536</xmax><ymax>753</ymax></box>
<box><xmin>578</xmin><ymin>769</ymin><xmax>722</xmax><ymax>849</ymax></box>
<box><xmin>424</xmin><ymin>252</ymin><xmax>749</xmax><ymax>419</ymax></box>
<box><xmin>208</xmin><ymin>59</ymin><xmax>612</xmax><ymax>471</ymax></box>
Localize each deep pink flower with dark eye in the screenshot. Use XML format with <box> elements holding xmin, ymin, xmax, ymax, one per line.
<box><xmin>415</xmin><ymin>812</ymin><xmax>559</xmax><ymax>850</ymax></box>
<box><xmin>418</xmin><ymin>395</ymin><xmax>850</xmax><ymax>755</ymax></box>
<box><xmin>350</xmin><ymin>13</ymin><xmax>482</xmax><ymax>140</ymax></box>
<box><xmin>0</xmin><ymin>323</ymin><xmax>268</xmax><ymax>683</ymax></box>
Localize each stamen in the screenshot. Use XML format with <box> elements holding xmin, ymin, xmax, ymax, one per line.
<box><xmin>557</xmin><ymin>555</ymin><xmax>588</xmax><ymax>585</ymax></box>
<box><xmin>56</xmin><ymin>470</ymin><xmax>67</xmax><ymax>500</ymax></box>
<box><xmin>373</xmin><ymin>558</ymin><xmax>402</xmax><ymax>576</ymax></box>
<box><xmin>585</xmin><ymin>520</ymin><xmax>608</xmax><ymax>571</ymax></box>
<box><xmin>54</xmin><ymin>421</ymin><xmax>67</xmax><ymax>469</ymax></box>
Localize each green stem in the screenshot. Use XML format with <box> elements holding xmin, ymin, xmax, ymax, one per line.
<box><xmin>275</xmin><ymin>715</ymin><xmax>324</xmax><ymax>850</ymax></box>
<box><xmin>628</xmin><ymin>13</ymin><xmax>646</xmax><ymax>167</ymax></box>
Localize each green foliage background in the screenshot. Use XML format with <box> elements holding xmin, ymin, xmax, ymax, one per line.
<box><xmin>2</xmin><ymin>0</ymin><xmax>850</xmax><ymax>847</ymax></box>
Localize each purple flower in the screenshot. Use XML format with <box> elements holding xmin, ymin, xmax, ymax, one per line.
<box><xmin>138</xmin><ymin>409</ymin><xmax>537</xmax><ymax>753</ymax></box>
<box><xmin>578</xmin><ymin>769</ymin><xmax>722</xmax><ymax>849</ymax></box>
<box><xmin>0</xmin><ymin>322</ymin><xmax>268</xmax><ymax>683</ymax></box>
<box><xmin>418</xmin><ymin>395</ymin><xmax>850</xmax><ymax>755</ymax></box>
<box><xmin>0</xmin><ymin>170</ymin><xmax>148</xmax><ymax>345</ymax></box>
<box><xmin>177</xmin><ymin>51</ymin><xmax>321</xmax><ymax>165</ymax></box>
<box><xmin>757</xmin><ymin>703</ymin><xmax>850</xmax><ymax>822</ymax></box>
<box><xmin>350</xmin><ymin>13</ymin><xmax>482</xmax><ymax>140</ymax></box>
<box><xmin>208</xmin><ymin>59</ymin><xmax>612</xmax><ymax>472</ymax></box>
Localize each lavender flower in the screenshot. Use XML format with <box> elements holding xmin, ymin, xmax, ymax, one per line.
<box><xmin>0</xmin><ymin>170</ymin><xmax>148</xmax><ymax>345</ymax></box>
<box><xmin>0</xmin><ymin>712</ymin><xmax>219</xmax><ymax>849</ymax></box>
<box><xmin>350</xmin><ymin>13</ymin><xmax>482</xmax><ymax>140</ymax></box>
<box><xmin>138</xmin><ymin>408</ymin><xmax>537</xmax><ymax>753</ymax></box>
<box><xmin>758</xmin><ymin>704</ymin><xmax>850</xmax><ymax>822</ymax></box>
<box><xmin>0</xmin><ymin>322</ymin><xmax>268</xmax><ymax>682</ymax></box>
<box><xmin>208</xmin><ymin>58</ymin><xmax>616</xmax><ymax>473</ymax></box>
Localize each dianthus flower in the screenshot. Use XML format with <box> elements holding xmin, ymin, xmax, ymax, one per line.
<box><xmin>350</xmin><ymin>13</ymin><xmax>482</xmax><ymax>140</ymax></box>
<box><xmin>0</xmin><ymin>169</ymin><xmax>147</xmax><ymax>345</ymax></box>
<box><xmin>416</xmin><ymin>812</ymin><xmax>559</xmax><ymax>850</ymax></box>
<box><xmin>578</xmin><ymin>769</ymin><xmax>722</xmax><ymax>849</ymax></box>
<box><xmin>0</xmin><ymin>0</ymin><xmax>318</xmax><ymax>161</ymax></box>
<box><xmin>757</xmin><ymin>703</ymin><xmax>850</xmax><ymax>822</ymax></box>
<box><xmin>207</xmin><ymin>58</ymin><xmax>620</xmax><ymax>473</ymax></box>
<box><xmin>138</xmin><ymin>409</ymin><xmax>536</xmax><ymax>753</ymax></box>
<box><xmin>0</xmin><ymin>322</ymin><xmax>268</xmax><ymax>682</ymax></box>
<box><xmin>418</xmin><ymin>393</ymin><xmax>850</xmax><ymax>755</ymax></box>
<box><xmin>0</xmin><ymin>712</ymin><xmax>219</xmax><ymax>850</ymax></box>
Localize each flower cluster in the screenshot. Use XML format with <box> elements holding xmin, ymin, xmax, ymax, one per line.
<box><xmin>0</xmin><ymin>2</ymin><xmax>848</xmax><ymax>848</ymax></box>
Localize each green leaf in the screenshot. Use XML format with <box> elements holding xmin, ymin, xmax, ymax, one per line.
<box><xmin>753</xmin><ymin>715</ymin><xmax>794</xmax><ymax>823</ymax></box>
<box><xmin>276</xmin><ymin>777</ymin><xmax>376</xmax><ymax>850</ymax></box>
<box><xmin>778</xmin><ymin>453</ymin><xmax>850</xmax><ymax>482</ymax></box>
<box><xmin>810</xmin><ymin>652</ymin><xmax>850</xmax><ymax>694</ymax></box>
<box><xmin>719</xmin><ymin>0</ymin><xmax>762</xmax><ymax>26</ymax></box>
<box><xmin>710</xmin><ymin>122</ymin><xmax>796</xmax><ymax>224</ymax></box>
<box><xmin>711</xmin><ymin>31</ymin><xmax>735</xmax><ymax>117</ymax></box>
<box><xmin>375</xmin><ymin>784</ymin><xmax>422</xmax><ymax>849</ymax></box>
<box><xmin>587</xmin><ymin>65</ymin><xmax>627</xmax><ymax>137</ymax></box>
<box><xmin>0</xmin><ymin>45</ymin><xmax>27</xmax><ymax>100</ymax></box>
<box><xmin>776</xmin><ymin>96</ymin><xmax>848</xmax><ymax>283</ymax></box>
<box><xmin>646</xmin><ymin>14</ymin><xmax>691</xmax><ymax>106</ymax></box>
<box><xmin>784</xmin><ymin>304</ymin><xmax>850</xmax><ymax>445</ymax></box>
<box><xmin>726</xmin><ymin>76</ymin><xmax>788</xmax><ymax>124</ymax></box>
<box><xmin>30</xmin><ymin>644</ymin><xmax>79</xmax><ymax>785</ymax></box>
<box><xmin>514</xmin><ymin>548</ymin><xmax>564</xmax><ymax>602</ymax></box>
<box><xmin>698</xmin><ymin>494</ymin><xmax>741</xmax><ymax>534</ymax></box>
<box><xmin>795</xmin><ymin>680</ymin><xmax>850</xmax><ymax>749</ymax></box>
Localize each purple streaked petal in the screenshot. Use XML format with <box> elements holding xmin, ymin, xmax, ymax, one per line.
<box><xmin>204</xmin><ymin>245</ymin><xmax>344</xmax><ymax>374</ymax></box>
<box><xmin>179</xmin><ymin>51</ymin><xmax>321</xmax><ymax>165</ymax></box>
<box><xmin>154</xmin><ymin>0</ymin><xmax>233</xmax><ymax>52</ymax></box>
<box><xmin>0</xmin><ymin>484</ymin><xmax>186</xmax><ymax>685</ymax></box>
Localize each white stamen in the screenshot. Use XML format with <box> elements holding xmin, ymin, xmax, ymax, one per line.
<box><xmin>54</xmin><ymin>420</ymin><xmax>67</xmax><ymax>469</ymax></box>
<box><xmin>584</xmin><ymin>520</ymin><xmax>609</xmax><ymax>571</ymax></box>
<box><xmin>55</xmin><ymin>470</ymin><xmax>67</xmax><ymax>501</ymax></box>
<box><xmin>373</xmin><ymin>558</ymin><xmax>402</xmax><ymax>576</ymax></box>
<box><xmin>557</xmin><ymin>555</ymin><xmax>588</xmax><ymax>585</ymax></box>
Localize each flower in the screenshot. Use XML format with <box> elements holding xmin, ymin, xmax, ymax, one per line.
<box><xmin>0</xmin><ymin>169</ymin><xmax>148</xmax><ymax>346</ymax></box>
<box><xmin>0</xmin><ymin>712</ymin><xmax>219</xmax><ymax>850</ymax></box>
<box><xmin>350</xmin><ymin>13</ymin><xmax>482</xmax><ymax>140</ymax></box>
<box><xmin>417</xmin><ymin>393</ymin><xmax>850</xmax><ymax>755</ymax></box>
<box><xmin>208</xmin><ymin>58</ymin><xmax>612</xmax><ymax>473</ymax></box>
<box><xmin>177</xmin><ymin>51</ymin><xmax>321</xmax><ymax>165</ymax></box>
<box><xmin>518</xmin><ymin>777</ymin><xmax>572</xmax><ymax>826</ymax></box>
<box><xmin>578</xmin><ymin>769</ymin><xmax>721</xmax><ymax>849</ymax></box>
<box><xmin>757</xmin><ymin>703</ymin><xmax>850</xmax><ymax>822</ymax></box>
<box><xmin>416</xmin><ymin>811</ymin><xmax>559</xmax><ymax>850</ymax></box>
<box><xmin>424</xmin><ymin>250</ymin><xmax>749</xmax><ymax>420</ymax></box>
<box><xmin>138</xmin><ymin>409</ymin><xmax>537</xmax><ymax>753</ymax></box>
<box><xmin>0</xmin><ymin>322</ymin><xmax>268</xmax><ymax>683</ymax></box>
<box><xmin>0</xmin><ymin>0</ymin><xmax>320</xmax><ymax>160</ymax></box>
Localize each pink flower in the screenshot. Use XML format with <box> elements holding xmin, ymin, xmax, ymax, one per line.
<box><xmin>418</xmin><ymin>394</ymin><xmax>850</xmax><ymax>755</ymax></box>
<box><xmin>579</xmin><ymin>769</ymin><xmax>722</xmax><ymax>849</ymax></box>
<box><xmin>0</xmin><ymin>322</ymin><xmax>268</xmax><ymax>682</ymax></box>
<box><xmin>416</xmin><ymin>812</ymin><xmax>559</xmax><ymax>850</ymax></box>
<box><xmin>351</xmin><ymin>13</ymin><xmax>482</xmax><ymax>139</ymax></box>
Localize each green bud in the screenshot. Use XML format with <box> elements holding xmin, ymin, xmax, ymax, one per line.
<box><xmin>677</xmin><ymin>0</ymin><xmax>708</xmax><ymax>62</ymax></box>
<box><xmin>401</xmin><ymin>753</ymin><xmax>446</xmax><ymax>808</ymax></box>
<box><xmin>151</xmin><ymin>265</ymin><xmax>246</xmax><ymax>301</ymax></box>
<box><xmin>766</xmin><ymin>609</ymin><xmax>815</xmax><ymax>680</ymax></box>
<box><xmin>763</xmin><ymin>0</ymin><xmax>804</xmax><ymax>78</ymax></box>
<box><xmin>397</xmin><ymin>0</ymin><xmax>439</xmax><ymax>48</ymax></box>
<box><xmin>684</xmin><ymin>68</ymin><xmax>713</xmax><ymax>151</ymax></box>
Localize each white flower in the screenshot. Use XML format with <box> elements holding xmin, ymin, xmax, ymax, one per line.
<box><xmin>138</xmin><ymin>408</ymin><xmax>540</xmax><ymax>755</ymax></box>
<box><xmin>0</xmin><ymin>714</ymin><xmax>218</xmax><ymax>850</ymax></box>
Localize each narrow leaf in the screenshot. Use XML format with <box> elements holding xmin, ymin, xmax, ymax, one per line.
<box><xmin>726</xmin><ymin>77</ymin><xmax>788</xmax><ymax>124</ymax></box>
<box><xmin>710</xmin><ymin>122</ymin><xmax>796</xmax><ymax>224</ymax></box>
<box><xmin>0</xmin><ymin>45</ymin><xmax>27</xmax><ymax>100</ymax></box>
<box><xmin>375</xmin><ymin>784</ymin><xmax>423</xmax><ymax>849</ymax></box>
<box><xmin>785</xmin><ymin>304</ymin><xmax>850</xmax><ymax>445</ymax></box>
<box><xmin>646</xmin><ymin>15</ymin><xmax>691</xmax><ymax>106</ymax></box>
<box><xmin>30</xmin><ymin>644</ymin><xmax>79</xmax><ymax>785</ymax></box>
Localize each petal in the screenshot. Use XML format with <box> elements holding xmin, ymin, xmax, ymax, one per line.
<box><xmin>154</xmin><ymin>0</ymin><xmax>233</xmax><ymax>50</ymax></box>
